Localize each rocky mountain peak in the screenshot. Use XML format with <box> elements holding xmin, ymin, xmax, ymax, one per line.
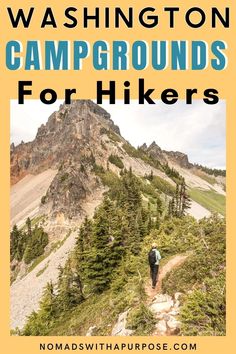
<box><xmin>149</xmin><ymin>141</ymin><xmax>162</xmax><ymax>151</ymax></box>
<box><xmin>11</xmin><ymin>100</ymin><xmax>120</xmax><ymax>174</ymax></box>
<box><xmin>140</xmin><ymin>141</ymin><xmax>167</xmax><ymax>164</ymax></box>
<box><xmin>140</xmin><ymin>143</ymin><xmax>147</xmax><ymax>150</ymax></box>
<box><xmin>10</xmin><ymin>100</ymin><xmax>124</xmax><ymax>219</ymax></box>
<box><xmin>69</xmin><ymin>99</ymin><xmax>111</xmax><ymax>119</ymax></box>
<box><xmin>35</xmin><ymin>100</ymin><xmax>120</xmax><ymax>141</ymax></box>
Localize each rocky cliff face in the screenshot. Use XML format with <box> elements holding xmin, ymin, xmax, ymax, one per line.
<box><xmin>164</xmin><ymin>150</ymin><xmax>193</xmax><ymax>169</ymax></box>
<box><xmin>11</xmin><ymin>100</ymin><xmax>120</xmax><ymax>179</ymax></box>
<box><xmin>140</xmin><ymin>141</ymin><xmax>193</xmax><ymax>169</ymax></box>
<box><xmin>11</xmin><ymin>100</ymin><xmax>121</xmax><ymax>219</ymax></box>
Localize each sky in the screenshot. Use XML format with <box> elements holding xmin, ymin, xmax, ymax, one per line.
<box><xmin>10</xmin><ymin>99</ymin><xmax>226</xmax><ymax>169</ymax></box>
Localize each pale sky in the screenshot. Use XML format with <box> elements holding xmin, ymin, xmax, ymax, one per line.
<box><xmin>10</xmin><ymin>100</ymin><xmax>226</xmax><ymax>169</ymax></box>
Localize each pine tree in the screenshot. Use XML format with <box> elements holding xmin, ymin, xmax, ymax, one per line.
<box><xmin>154</xmin><ymin>199</ymin><xmax>162</xmax><ymax>229</ymax></box>
<box><xmin>116</xmin><ymin>169</ymin><xmax>145</xmax><ymax>254</ymax></box>
<box><xmin>139</xmin><ymin>207</ymin><xmax>152</xmax><ymax>238</ymax></box>
<box><xmin>150</xmin><ymin>170</ymin><xmax>154</xmax><ymax>181</ymax></box>
<box><xmin>180</xmin><ymin>181</ymin><xmax>191</xmax><ymax>216</ymax></box>
<box><xmin>108</xmin><ymin>207</ymin><xmax>126</xmax><ymax>268</ymax></box>
<box><xmin>75</xmin><ymin>217</ymin><xmax>93</xmax><ymax>275</ymax></box>
<box><xmin>169</xmin><ymin>181</ymin><xmax>191</xmax><ymax>218</ymax></box>
<box><xmin>155</xmin><ymin>212</ymin><xmax>161</xmax><ymax>230</ymax></box>
<box><xmin>10</xmin><ymin>225</ymin><xmax>20</xmax><ymax>261</ymax></box>
<box><xmin>26</xmin><ymin>217</ymin><xmax>32</xmax><ymax>238</ymax></box>
<box><xmin>118</xmin><ymin>168</ymin><xmax>142</xmax><ymax>214</ymax></box>
<box><xmin>175</xmin><ymin>184</ymin><xmax>180</xmax><ymax>216</ymax></box>
<box><xmin>23</xmin><ymin>311</ymin><xmax>43</xmax><ymax>336</ymax></box>
<box><xmin>57</xmin><ymin>259</ymin><xmax>84</xmax><ymax>310</ymax></box>
<box><xmin>23</xmin><ymin>282</ymin><xmax>58</xmax><ymax>335</ymax></box>
<box><xmin>168</xmin><ymin>197</ymin><xmax>175</xmax><ymax>217</ymax></box>
<box><xmin>86</xmin><ymin>197</ymin><xmax>114</xmax><ymax>293</ymax></box>
<box><xmin>156</xmin><ymin>198</ymin><xmax>163</xmax><ymax>215</ymax></box>
<box><xmin>127</xmin><ymin>211</ymin><xmax>141</xmax><ymax>254</ymax></box>
<box><xmin>24</xmin><ymin>226</ymin><xmax>48</xmax><ymax>264</ymax></box>
<box><xmin>10</xmin><ymin>225</ymin><xmax>27</xmax><ymax>261</ymax></box>
<box><xmin>39</xmin><ymin>282</ymin><xmax>57</xmax><ymax>322</ymax></box>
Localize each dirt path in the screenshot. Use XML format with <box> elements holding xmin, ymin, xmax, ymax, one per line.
<box><xmin>145</xmin><ymin>253</ymin><xmax>191</xmax><ymax>336</ymax></box>
<box><xmin>145</xmin><ymin>254</ymin><xmax>190</xmax><ymax>302</ymax></box>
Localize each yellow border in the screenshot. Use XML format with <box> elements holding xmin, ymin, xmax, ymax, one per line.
<box><xmin>1</xmin><ymin>1</ymin><xmax>235</xmax><ymax>353</ymax></box>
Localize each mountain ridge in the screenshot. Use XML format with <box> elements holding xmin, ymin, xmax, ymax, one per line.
<box><xmin>140</xmin><ymin>141</ymin><xmax>226</xmax><ymax>174</ymax></box>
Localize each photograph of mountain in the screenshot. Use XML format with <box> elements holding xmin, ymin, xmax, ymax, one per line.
<box><xmin>10</xmin><ymin>100</ymin><xmax>226</xmax><ymax>336</ymax></box>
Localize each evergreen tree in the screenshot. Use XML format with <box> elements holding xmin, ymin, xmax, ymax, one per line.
<box><xmin>118</xmin><ymin>168</ymin><xmax>142</xmax><ymax>213</ymax></box>
<box><xmin>126</xmin><ymin>211</ymin><xmax>142</xmax><ymax>254</ymax></box>
<box><xmin>155</xmin><ymin>212</ymin><xmax>161</xmax><ymax>230</ymax></box>
<box><xmin>23</xmin><ymin>282</ymin><xmax>57</xmax><ymax>335</ymax></box>
<box><xmin>156</xmin><ymin>198</ymin><xmax>163</xmax><ymax>215</ymax></box>
<box><xmin>169</xmin><ymin>181</ymin><xmax>191</xmax><ymax>218</ymax></box>
<box><xmin>86</xmin><ymin>197</ymin><xmax>114</xmax><ymax>293</ymax></box>
<box><xmin>139</xmin><ymin>207</ymin><xmax>152</xmax><ymax>238</ymax></box>
<box><xmin>10</xmin><ymin>225</ymin><xmax>20</xmax><ymax>261</ymax></box>
<box><xmin>168</xmin><ymin>197</ymin><xmax>175</xmax><ymax>217</ymax></box>
<box><xmin>24</xmin><ymin>226</ymin><xmax>48</xmax><ymax>264</ymax></box>
<box><xmin>180</xmin><ymin>181</ymin><xmax>191</xmax><ymax>216</ymax></box>
<box><xmin>150</xmin><ymin>170</ymin><xmax>154</xmax><ymax>181</ymax></box>
<box><xmin>108</xmin><ymin>207</ymin><xmax>126</xmax><ymax>268</ymax></box>
<box><xmin>116</xmin><ymin>169</ymin><xmax>145</xmax><ymax>253</ymax></box>
<box><xmin>10</xmin><ymin>225</ymin><xmax>27</xmax><ymax>261</ymax></box>
<box><xmin>39</xmin><ymin>282</ymin><xmax>57</xmax><ymax>322</ymax></box>
<box><xmin>73</xmin><ymin>217</ymin><xmax>94</xmax><ymax>294</ymax></box>
<box><xmin>175</xmin><ymin>184</ymin><xmax>180</xmax><ymax>216</ymax></box>
<box><xmin>26</xmin><ymin>217</ymin><xmax>32</xmax><ymax>238</ymax></box>
<box><xmin>23</xmin><ymin>311</ymin><xmax>44</xmax><ymax>336</ymax></box>
<box><xmin>57</xmin><ymin>259</ymin><xmax>84</xmax><ymax>311</ymax></box>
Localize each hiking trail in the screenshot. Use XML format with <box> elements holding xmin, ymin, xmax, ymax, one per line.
<box><xmin>145</xmin><ymin>253</ymin><xmax>190</xmax><ymax>336</ymax></box>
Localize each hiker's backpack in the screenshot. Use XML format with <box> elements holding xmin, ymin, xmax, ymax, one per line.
<box><xmin>148</xmin><ymin>250</ymin><xmax>157</xmax><ymax>266</ymax></box>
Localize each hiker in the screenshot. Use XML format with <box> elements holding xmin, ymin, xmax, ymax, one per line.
<box><xmin>148</xmin><ymin>243</ymin><xmax>161</xmax><ymax>289</ymax></box>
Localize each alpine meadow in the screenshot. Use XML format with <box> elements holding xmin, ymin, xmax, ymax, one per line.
<box><xmin>10</xmin><ymin>100</ymin><xmax>226</xmax><ymax>336</ymax></box>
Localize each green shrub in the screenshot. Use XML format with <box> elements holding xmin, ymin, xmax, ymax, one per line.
<box><xmin>108</xmin><ymin>131</ymin><xmax>122</xmax><ymax>143</ymax></box>
<box><xmin>180</xmin><ymin>274</ymin><xmax>226</xmax><ymax>335</ymax></box>
<box><xmin>127</xmin><ymin>303</ymin><xmax>156</xmax><ymax>335</ymax></box>
<box><xmin>100</xmin><ymin>127</ymin><xmax>108</xmax><ymax>135</ymax></box>
<box><xmin>140</xmin><ymin>179</ymin><xmax>159</xmax><ymax>199</ymax></box>
<box><xmin>163</xmin><ymin>163</ymin><xmax>183</xmax><ymax>184</ymax></box>
<box><xmin>60</xmin><ymin>173</ymin><xmax>69</xmax><ymax>183</ymax></box>
<box><xmin>108</xmin><ymin>154</ymin><xmax>124</xmax><ymax>169</ymax></box>
<box><xmin>100</xmin><ymin>128</ymin><xmax>121</xmax><ymax>143</ymax></box>
<box><xmin>122</xmin><ymin>143</ymin><xmax>140</xmax><ymax>158</ymax></box>
<box><xmin>122</xmin><ymin>143</ymin><xmax>162</xmax><ymax>170</ymax></box>
<box><xmin>150</xmin><ymin>175</ymin><xmax>175</xmax><ymax>196</ymax></box>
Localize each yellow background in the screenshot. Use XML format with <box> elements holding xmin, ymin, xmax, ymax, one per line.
<box><xmin>0</xmin><ymin>0</ymin><xmax>235</xmax><ymax>353</ymax></box>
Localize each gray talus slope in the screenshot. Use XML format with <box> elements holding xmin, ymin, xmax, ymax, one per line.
<box><xmin>10</xmin><ymin>169</ymin><xmax>57</xmax><ymax>227</ymax></box>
